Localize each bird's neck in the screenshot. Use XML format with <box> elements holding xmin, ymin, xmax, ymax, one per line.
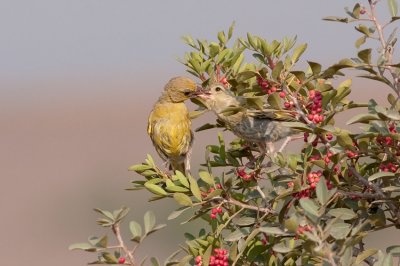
<box><xmin>157</xmin><ymin>92</ymin><xmax>174</xmax><ymax>103</ymax></box>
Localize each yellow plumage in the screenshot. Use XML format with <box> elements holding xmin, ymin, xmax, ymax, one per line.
<box><xmin>147</xmin><ymin>77</ymin><xmax>197</xmax><ymax>173</ymax></box>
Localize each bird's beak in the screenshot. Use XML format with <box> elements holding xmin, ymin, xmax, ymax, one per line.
<box><xmin>190</xmin><ymin>86</ymin><xmax>210</xmax><ymax>98</ymax></box>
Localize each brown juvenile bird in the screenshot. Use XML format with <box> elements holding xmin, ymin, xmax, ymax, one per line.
<box><xmin>194</xmin><ymin>83</ymin><xmax>296</xmax><ymax>154</ymax></box>
<box><xmin>147</xmin><ymin>77</ymin><xmax>198</xmax><ymax>174</ymax></box>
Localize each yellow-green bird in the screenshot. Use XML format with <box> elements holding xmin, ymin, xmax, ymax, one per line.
<box><xmin>194</xmin><ymin>83</ymin><xmax>296</xmax><ymax>154</ymax></box>
<box><xmin>147</xmin><ymin>77</ymin><xmax>198</xmax><ymax>174</ymax></box>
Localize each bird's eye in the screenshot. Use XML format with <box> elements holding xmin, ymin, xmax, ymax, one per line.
<box><xmin>215</xmin><ymin>87</ymin><xmax>222</xmax><ymax>92</ymax></box>
<box><xmin>183</xmin><ymin>90</ymin><xmax>191</xmax><ymax>96</ymax></box>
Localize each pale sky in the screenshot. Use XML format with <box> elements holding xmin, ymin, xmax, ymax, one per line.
<box><xmin>1</xmin><ymin>0</ymin><xmax>360</xmax><ymax>82</ymax></box>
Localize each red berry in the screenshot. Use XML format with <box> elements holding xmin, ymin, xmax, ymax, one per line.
<box><xmin>279</xmin><ymin>91</ymin><xmax>286</xmax><ymax>98</ymax></box>
<box><xmin>118</xmin><ymin>257</ymin><xmax>126</xmax><ymax>264</ymax></box>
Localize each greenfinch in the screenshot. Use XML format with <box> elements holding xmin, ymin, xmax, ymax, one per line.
<box><xmin>147</xmin><ymin>77</ymin><xmax>198</xmax><ymax>174</ymax></box>
<box><xmin>194</xmin><ymin>83</ymin><xmax>296</xmax><ymax>154</ymax></box>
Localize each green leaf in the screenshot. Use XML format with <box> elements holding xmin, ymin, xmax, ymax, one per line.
<box><xmin>336</xmin><ymin>130</ymin><xmax>354</xmax><ymax>149</ymax></box>
<box><xmin>352</xmin><ymin>3</ymin><xmax>361</xmax><ymax>19</ymax></box>
<box><xmin>168</xmin><ymin>206</ymin><xmax>191</xmax><ymax>220</ymax></box>
<box><xmin>173</xmin><ymin>193</ymin><xmax>193</xmax><ymax>206</ymax></box>
<box><xmin>181</xmin><ymin>35</ymin><xmax>196</xmax><ymax>48</ymax></box>
<box><xmin>113</xmin><ymin>207</ymin><xmax>129</xmax><ymax>223</ymax></box>
<box><xmin>308</xmin><ymin>61</ymin><xmax>321</xmax><ymax>75</ymax></box>
<box><xmin>355</xmin><ymin>24</ymin><xmax>372</xmax><ymax>36</ymax></box>
<box><xmin>199</xmin><ymin>170</ymin><xmax>215</xmax><ymax>185</ymax></box>
<box><xmin>358</xmin><ymin>48</ymin><xmax>372</xmax><ymax>64</ymax></box>
<box><xmin>355</xmin><ymin>35</ymin><xmax>367</xmax><ymax>48</ymax></box>
<box><xmin>387</xmin><ymin>245</ymin><xmax>400</xmax><ymax>255</ymax></box>
<box><xmin>147</xmin><ymin>223</ymin><xmax>166</xmax><ymax>236</ymax></box>
<box><xmin>150</xmin><ymin>257</ymin><xmax>160</xmax><ymax>266</ymax></box>
<box><xmin>228</xmin><ymin>21</ymin><xmax>235</xmax><ymax>40</ymax></box>
<box><xmin>88</xmin><ymin>236</ymin><xmax>107</xmax><ymax>248</ymax></box>
<box><xmin>144</xmin><ymin>182</ymin><xmax>168</xmax><ymax>196</ymax></box>
<box><xmin>247</xmin><ymin>32</ymin><xmax>258</xmax><ymax>49</ymax></box>
<box><xmin>188</xmin><ymin>175</ymin><xmax>202</xmax><ymax>202</ymax></box>
<box><xmin>128</xmin><ymin>164</ymin><xmax>153</xmax><ymax>172</ymax></box>
<box><xmin>165</xmin><ymin>185</ymin><xmax>190</xmax><ymax>193</ymax></box>
<box><xmin>347</xmin><ymin>113</ymin><xmax>380</xmax><ymax>124</ymax></box>
<box><xmin>368</xmin><ymin>171</ymin><xmax>395</xmax><ymax>181</ymax></box>
<box><xmin>144</xmin><ymin>211</ymin><xmax>156</xmax><ymax>234</ymax></box>
<box><xmin>284</xmin><ymin>216</ymin><xmax>298</xmax><ymax>233</ymax></box>
<box><xmin>271</xmin><ymin>61</ymin><xmax>284</xmax><ymax>81</ymax></box>
<box><xmin>218</xmin><ymin>31</ymin><xmax>226</xmax><ymax>44</ymax></box>
<box><xmin>355</xmin><ymin>249</ymin><xmax>378</xmax><ymax>265</ymax></box>
<box><xmin>291</xmin><ymin>43</ymin><xmax>307</xmax><ymax>64</ymax></box>
<box><xmin>382</xmin><ymin>186</ymin><xmax>400</xmax><ymax>192</ymax></box>
<box><xmin>94</xmin><ymin>208</ymin><xmax>114</xmax><ymax>220</ymax></box>
<box><xmin>332</xmin><ymin>79</ymin><xmax>352</xmax><ymax>106</ymax></box>
<box><xmin>388</xmin><ymin>0</ymin><xmax>398</xmax><ymax>17</ymax></box>
<box><xmin>340</xmin><ymin>247</ymin><xmax>353</xmax><ymax>266</ymax></box>
<box><xmin>280</xmin><ymin>122</ymin><xmax>313</xmax><ymax>132</ymax></box>
<box><xmin>174</xmin><ymin>171</ymin><xmax>190</xmax><ymax>188</ymax></box>
<box><xmin>299</xmin><ymin>198</ymin><xmax>319</xmax><ymax>217</ymax></box>
<box><xmin>330</xmin><ymin>222</ymin><xmax>351</xmax><ymax>239</ymax></box>
<box><xmin>323</xmin><ymin>16</ymin><xmax>349</xmax><ymax>23</ymax></box>
<box><xmin>225</xmin><ymin>229</ymin><xmax>245</xmax><ymax>242</ymax></box>
<box><xmin>102</xmin><ymin>253</ymin><xmax>118</xmax><ymax>263</ymax></box>
<box><xmin>129</xmin><ymin>221</ymin><xmax>142</xmax><ymax>242</ymax></box>
<box><xmin>272</xmin><ymin>242</ymin><xmax>293</xmax><ymax>253</ymax></box>
<box><xmin>316</xmin><ymin>176</ymin><xmax>329</xmax><ymax>205</ymax></box>
<box><xmin>69</xmin><ymin>242</ymin><xmax>96</xmax><ymax>252</ymax></box>
<box><xmin>328</xmin><ymin>208</ymin><xmax>357</xmax><ymax>220</ymax></box>
<box><xmin>203</xmin><ymin>245</ymin><xmax>213</xmax><ymax>266</ymax></box>
<box><xmin>259</xmin><ymin>226</ymin><xmax>286</xmax><ymax>235</ymax></box>
<box><xmin>235</xmin><ymin>217</ymin><xmax>256</xmax><ymax>226</ymax></box>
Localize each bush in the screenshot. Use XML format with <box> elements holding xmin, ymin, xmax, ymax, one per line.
<box><xmin>71</xmin><ymin>1</ymin><xmax>400</xmax><ymax>265</ymax></box>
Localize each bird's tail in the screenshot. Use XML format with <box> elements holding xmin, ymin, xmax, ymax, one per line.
<box><xmin>170</xmin><ymin>161</ymin><xmax>186</xmax><ymax>175</ymax></box>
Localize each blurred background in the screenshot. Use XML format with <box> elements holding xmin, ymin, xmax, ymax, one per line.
<box><xmin>1</xmin><ymin>0</ymin><xmax>398</xmax><ymax>265</ymax></box>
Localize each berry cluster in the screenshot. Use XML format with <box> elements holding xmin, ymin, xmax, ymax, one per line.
<box><xmin>296</xmin><ymin>225</ymin><xmax>313</xmax><ymax>237</ymax></box>
<box><xmin>346</xmin><ymin>149</ymin><xmax>358</xmax><ymax>158</ymax></box>
<box><xmin>323</xmin><ymin>151</ymin><xmax>334</xmax><ymax>165</ymax></box>
<box><xmin>237</xmin><ymin>167</ymin><xmax>254</xmax><ymax>181</ymax></box>
<box><xmin>283</xmin><ymin>100</ymin><xmax>295</xmax><ymax>109</ymax></box>
<box><xmin>256</xmin><ymin>76</ymin><xmax>279</xmax><ymax>95</ymax></box>
<box><xmin>303</xmin><ymin>132</ymin><xmax>332</xmax><ymax>147</ymax></box>
<box><xmin>377</xmin><ymin>122</ymin><xmax>399</xmax><ymax>147</ymax></box>
<box><xmin>306</xmin><ymin>90</ymin><xmax>324</xmax><ymax>124</ymax></box>
<box><xmin>219</xmin><ymin>76</ymin><xmax>229</xmax><ymax>87</ymax></box>
<box><xmin>201</xmin><ymin>184</ymin><xmax>222</xmax><ymax>198</ymax></box>
<box><xmin>195</xmin><ymin>248</ymin><xmax>229</xmax><ymax>266</ymax></box>
<box><xmin>289</xmin><ymin>170</ymin><xmax>333</xmax><ymax>198</ymax></box>
<box><xmin>379</xmin><ymin>162</ymin><xmax>399</xmax><ymax>173</ymax></box>
<box><xmin>210</xmin><ymin>207</ymin><xmax>223</xmax><ymax>219</ymax></box>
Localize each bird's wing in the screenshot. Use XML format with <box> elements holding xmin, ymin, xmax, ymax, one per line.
<box><xmin>246</xmin><ymin>108</ymin><xmax>298</xmax><ymax>122</ymax></box>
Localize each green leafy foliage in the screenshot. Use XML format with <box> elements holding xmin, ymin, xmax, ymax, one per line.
<box><xmin>72</xmin><ymin>1</ymin><xmax>400</xmax><ymax>265</ymax></box>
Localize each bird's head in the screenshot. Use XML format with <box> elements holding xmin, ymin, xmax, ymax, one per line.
<box><xmin>192</xmin><ymin>83</ymin><xmax>237</xmax><ymax>112</ymax></box>
<box><xmin>164</xmin><ymin>77</ymin><xmax>199</xmax><ymax>103</ymax></box>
